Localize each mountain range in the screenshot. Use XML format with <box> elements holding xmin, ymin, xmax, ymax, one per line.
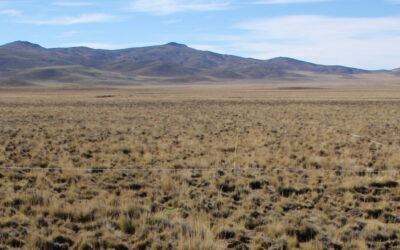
<box><xmin>0</xmin><ymin>41</ymin><xmax>398</xmax><ymax>86</ymax></box>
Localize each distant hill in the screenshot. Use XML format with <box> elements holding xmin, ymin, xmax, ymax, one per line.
<box><xmin>0</xmin><ymin>41</ymin><xmax>396</xmax><ymax>86</ymax></box>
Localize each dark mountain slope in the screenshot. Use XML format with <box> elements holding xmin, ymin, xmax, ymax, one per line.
<box><xmin>3</xmin><ymin>65</ymin><xmax>139</xmax><ymax>86</ymax></box>
<box><xmin>0</xmin><ymin>42</ymin><xmax>56</xmax><ymax>71</ymax></box>
<box><xmin>263</xmin><ymin>57</ymin><xmax>366</xmax><ymax>74</ymax></box>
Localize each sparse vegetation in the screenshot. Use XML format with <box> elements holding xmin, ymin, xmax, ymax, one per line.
<box><xmin>0</xmin><ymin>87</ymin><xmax>399</xmax><ymax>249</ymax></box>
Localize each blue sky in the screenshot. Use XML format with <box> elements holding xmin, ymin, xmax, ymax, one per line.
<box><xmin>0</xmin><ymin>0</ymin><xmax>400</xmax><ymax>69</ymax></box>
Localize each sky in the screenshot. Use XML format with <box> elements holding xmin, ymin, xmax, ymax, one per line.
<box><xmin>0</xmin><ymin>0</ymin><xmax>400</xmax><ymax>70</ymax></box>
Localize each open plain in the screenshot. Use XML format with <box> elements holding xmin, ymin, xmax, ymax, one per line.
<box><xmin>0</xmin><ymin>86</ymin><xmax>399</xmax><ymax>249</ymax></box>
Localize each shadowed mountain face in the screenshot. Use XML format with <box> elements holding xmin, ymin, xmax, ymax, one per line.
<box><xmin>0</xmin><ymin>41</ymin><xmax>394</xmax><ymax>86</ymax></box>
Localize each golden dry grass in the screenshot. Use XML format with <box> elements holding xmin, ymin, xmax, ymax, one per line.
<box><xmin>0</xmin><ymin>86</ymin><xmax>399</xmax><ymax>249</ymax></box>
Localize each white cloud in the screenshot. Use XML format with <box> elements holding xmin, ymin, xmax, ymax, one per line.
<box><xmin>206</xmin><ymin>15</ymin><xmax>400</xmax><ymax>69</ymax></box>
<box><xmin>253</xmin><ymin>0</ymin><xmax>330</xmax><ymax>4</ymax></box>
<box><xmin>52</xmin><ymin>2</ymin><xmax>93</xmax><ymax>6</ymax></box>
<box><xmin>24</xmin><ymin>13</ymin><xmax>115</xmax><ymax>25</ymax></box>
<box><xmin>129</xmin><ymin>0</ymin><xmax>229</xmax><ymax>15</ymax></box>
<box><xmin>0</xmin><ymin>9</ymin><xmax>21</xmax><ymax>16</ymax></box>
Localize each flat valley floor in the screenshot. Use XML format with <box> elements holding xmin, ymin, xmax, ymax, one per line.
<box><xmin>0</xmin><ymin>86</ymin><xmax>399</xmax><ymax>249</ymax></box>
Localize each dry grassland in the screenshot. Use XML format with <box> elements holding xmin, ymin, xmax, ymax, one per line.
<box><xmin>0</xmin><ymin>86</ymin><xmax>399</xmax><ymax>250</ymax></box>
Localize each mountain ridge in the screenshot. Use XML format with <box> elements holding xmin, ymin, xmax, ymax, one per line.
<box><xmin>0</xmin><ymin>41</ymin><xmax>397</xmax><ymax>86</ymax></box>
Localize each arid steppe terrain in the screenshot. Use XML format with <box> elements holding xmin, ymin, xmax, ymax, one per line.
<box><xmin>0</xmin><ymin>86</ymin><xmax>399</xmax><ymax>249</ymax></box>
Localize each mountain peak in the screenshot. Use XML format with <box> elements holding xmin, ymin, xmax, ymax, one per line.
<box><xmin>2</xmin><ymin>41</ymin><xmax>44</xmax><ymax>50</ymax></box>
<box><xmin>165</xmin><ymin>42</ymin><xmax>187</xmax><ymax>47</ymax></box>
